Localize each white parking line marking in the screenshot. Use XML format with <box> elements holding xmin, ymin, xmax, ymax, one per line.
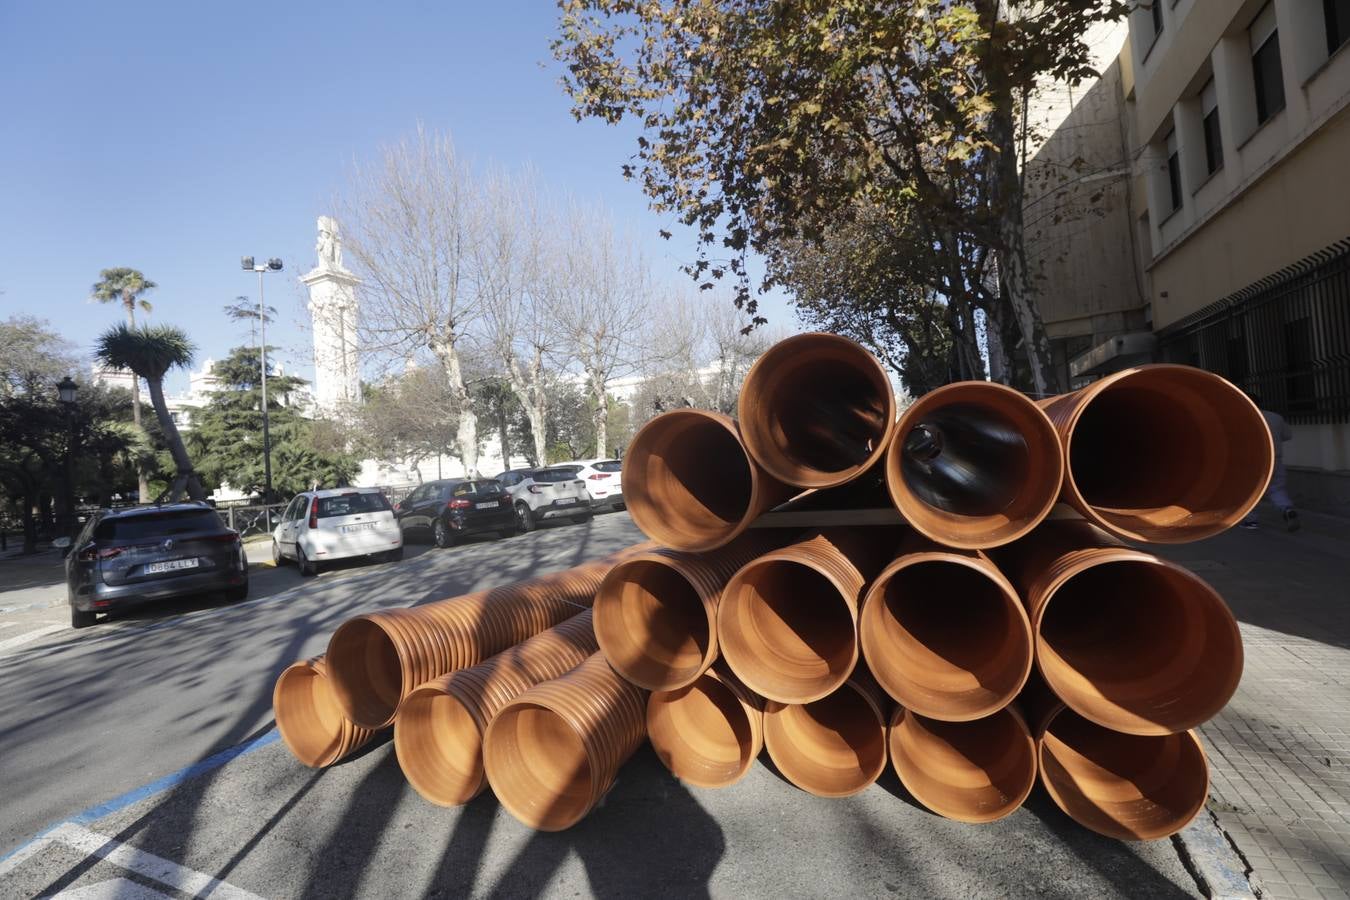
<box><xmin>0</xmin><ymin>823</ymin><xmax>263</xmax><ymax>900</ymax></box>
<box><xmin>55</xmin><ymin>876</ymin><xmax>174</xmax><ymax>899</ymax></box>
<box><xmin>0</xmin><ymin>623</ymin><xmax>65</xmax><ymax>655</ymax></box>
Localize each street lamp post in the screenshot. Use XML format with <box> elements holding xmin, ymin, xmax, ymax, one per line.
<box><xmin>240</xmin><ymin>256</ymin><xmax>283</xmax><ymax>504</ymax></box>
<box><xmin>57</xmin><ymin>376</ymin><xmax>78</xmax><ymax>536</ymax></box>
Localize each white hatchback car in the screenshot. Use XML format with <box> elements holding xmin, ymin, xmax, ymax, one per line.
<box><xmin>271</xmin><ymin>488</ymin><xmax>403</xmax><ymax>576</ymax></box>
<box><xmin>550</xmin><ymin>459</ymin><xmax>624</xmax><ymax>511</ymax></box>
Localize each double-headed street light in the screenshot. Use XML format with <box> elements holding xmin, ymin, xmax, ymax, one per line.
<box><xmin>240</xmin><ymin>256</ymin><xmax>283</xmax><ymax>503</ymax></box>
<box><xmin>56</xmin><ymin>376</ymin><xmax>78</xmax><ymax>535</ymax></box>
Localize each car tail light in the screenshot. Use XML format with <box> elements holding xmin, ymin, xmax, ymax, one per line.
<box><xmin>447</xmin><ymin>499</ymin><xmax>472</xmax><ymax>510</ymax></box>
<box><xmin>308</xmin><ymin>496</ymin><xmax>319</xmax><ymax>529</ymax></box>
<box><xmin>588</xmin><ymin>473</ymin><xmax>612</xmax><ymax>480</ymax></box>
<box><xmin>204</xmin><ymin>532</ymin><xmax>241</xmax><ymax>543</ymax></box>
<box><xmin>528</xmin><ymin>484</ymin><xmax>544</xmax><ymax>494</ymax></box>
<box><xmin>80</xmin><ymin>546</ymin><xmax>127</xmax><ymax>561</ymax></box>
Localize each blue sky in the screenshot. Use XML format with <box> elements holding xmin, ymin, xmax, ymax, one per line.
<box><xmin>0</xmin><ymin>1</ymin><xmax>793</xmax><ymax>393</ymax></box>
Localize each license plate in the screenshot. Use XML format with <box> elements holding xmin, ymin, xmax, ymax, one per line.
<box><xmin>476</xmin><ymin>501</ymin><xmax>499</xmax><ymax>509</ymax></box>
<box><xmin>341</xmin><ymin>523</ymin><xmax>376</xmax><ymax>533</ymax></box>
<box><xmin>146</xmin><ymin>558</ymin><xmax>198</xmax><ymax>574</ymax></box>
<box><xmin>556</xmin><ymin>498</ymin><xmax>577</xmax><ymax>505</ymax></box>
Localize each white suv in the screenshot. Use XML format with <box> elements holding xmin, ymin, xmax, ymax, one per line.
<box><xmin>271</xmin><ymin>488</ymin><xmax>403</xmax><ymax>576</ymax></box>
<box><xmin>496</xmin><ymin>468</ymin><xmax>593</xmax><ymax>533</ymax></box>
<box><xmin>550</xmin><ymin>459</ymin><xmax>624</xmax><ymax>511</ymax></box>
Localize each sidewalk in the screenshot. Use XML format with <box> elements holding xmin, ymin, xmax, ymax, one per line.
<box><xmin>1157</xmin><ymin>507</ymin><xmax>1350</xmax><ymax>900</ymax></box>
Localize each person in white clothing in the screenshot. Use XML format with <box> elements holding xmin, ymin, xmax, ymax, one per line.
<box><xmin>1240</xmin><ymin>396</ymin><xmax>1299</xmax><ymax>532</ymax></box>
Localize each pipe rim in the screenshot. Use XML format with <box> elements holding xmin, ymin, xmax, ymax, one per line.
<box><xmin>326</xmin><ymin>616</ymin><xmax>408</xmax><ymax>730</ymax></box>
<box><xmin>274</xmin><ymin>659</ymin><xmax>348</xmax><ymax>768</ymax></box>
<box><xmin>647</xmin><ymin>666</ymin><xmax>764</xmax><ymax>788</ymax></box>
<box><xmin>394</xmin><ymin>684</ymin><xmax>487</xmax><ymax>807</ymax></box>
<box><xmin>887</xmin><ymin>382</ymin><xmax>1063</xmax><ymax>549</ymax></box>
<box><xmin>762</xmin><ymin>677</ymin><xmax>889</xmax><ymax>797</ymax></box>
<box><xmin>484</xmin><ymin>699</ymin><xmax>600</xmax><ymax>832</ymax></box>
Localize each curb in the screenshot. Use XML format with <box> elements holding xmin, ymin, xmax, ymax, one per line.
<box><xmin>1174</xmin><ymin>810</ymin><xmax>1261</xmax><ymax>899</ymax></box>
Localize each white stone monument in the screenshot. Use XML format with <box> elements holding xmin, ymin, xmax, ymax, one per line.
<box><xmin>301</xmin><ymin>216</ymin><xmax>361</xmax><ymax>413</ymax></box>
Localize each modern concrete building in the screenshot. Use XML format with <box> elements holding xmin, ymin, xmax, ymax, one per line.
<box><xmin>1024</xmin><ymin>0</ymin><xmax>1350</xmax><ymax>510</ymax></box>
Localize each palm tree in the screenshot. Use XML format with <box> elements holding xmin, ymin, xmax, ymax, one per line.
<box><xmin>95</xmin><ymin>323</ymin><xmax>205</xmax><ymax>502</ymax></box>
<box><xmin>92</xmin><ymin>267</ymin><xmax>157</xmax><ymax>500</ymax></box>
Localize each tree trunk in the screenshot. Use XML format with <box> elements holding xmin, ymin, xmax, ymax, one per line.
<box><xmin>21</xmin><ymin>492</ymin><xmax>36</xmax><ymax>554</ymax></box>
<box><xmin>434</xmin><ymin>342</ymin><xmax>479</xmax><ymax>478</ymax></box>
<box><xmin>505</xmin><ymin>351</ymin><xmax>549</xmax><ymax>470</ymax></box>
<box><xmin>588</xmin><ymin>370</ymin><xmax>608</xmax><ymax>458</ymax></box>
<box><xmin>147</xmin><ymin>377</ymin><xmax>204</xmax><ymax>501</ymax></box>
<box><xmin>123</xmin><ymin>296</ymin><xmax>152</xmax><ymax>500</ymax></box>
<box><xmin>497</xmin><ymin>405</ymin><xmax>511</xmax><ymax>470</ymax></box>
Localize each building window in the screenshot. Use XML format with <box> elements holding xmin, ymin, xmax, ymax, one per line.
<box><xmin>1328</xmin><ymin>0</ymin><xmax>1350</xmax><ymax>55</ymax></box>
<box><xmin>1165</xmin><ymin>130</ymin><xmax>1182</xmax><ymax>212</ymax></box>
<box><xmin>1200</xmin><ymin>80</ymin><xmax>1223</xmax><ymax>175</ymax></box>
<box><xmin>1250</xmin><ymin>3</ymin><xmax>1285</xmax><ymax>125</ymax></box>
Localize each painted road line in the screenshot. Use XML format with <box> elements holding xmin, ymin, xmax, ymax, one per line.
<box><xmin>0</xmin><ymin>823</ymin><xmax>264</xmax><ymax>900</ymax></box>
<box><xmin>0</xmin><ymin>623</ymin><xmax>66</xmax><ymax>655</ymax></box>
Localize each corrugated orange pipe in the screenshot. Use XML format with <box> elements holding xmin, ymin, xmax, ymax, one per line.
<box><xmin>394</xmin><ymin>610</ymin><xmax>599</xmax><ymax>807</ymax></box>
<box><xmin>274</xmin><ymin>656</ymin><xmax>377</xmax><ymax>768</ymax></box>
<box><xmin>718</xmin><ymin>529</ymin><xmax>897</xmax><ymax>704</ymax></box>
<box><xmin>860</xmin><ymin>537</ymin><xmax>1032</xmax><ymax>721</ymax></box>
<box><xmin>763</xmin><ymin>667</ymin><xmax>891</xmax><ymax>797</ymax></box>
<box><xmin>1040</xmin><ymin>364</ymin><xmax>1273</xmax><ymax>543</ymax></box>
<box><xmin>1036</xmin><ymin>702</ymin><xmax>1209</xmax><ymax>841</ymax></box>
<box><xmin>1000</xmin><ymin>521</ymin><xmax>1242</xmax><ymax>736</ymax></box>
<box><xmin>593</xmin><ymin>537</ymin><xmax>772</xmax><ymax>691</ymax></box>
<box><xmin>326</xmin><ymin>547</ymin><xmax>644</xmax><ymax>730</ymax></box>
<box><xmin>888</xmin><ymin>705</ymin><xmax>1036</xmax><ymax>823</ymax></box>
<box><xmin>886</xmin><ymin>381</ymin><xmax>1063</xmax><ymax>549</ymax></box>
<box><xmin>623</xmin><ymin>409</ymin><xmax>795</xmax><ymax>552</ymax></box>
<box><xmin>483</xmin><ymin>652</ymin><xmax>647</xmax><ymax>831</ymax></box>
<box><xmin>737</xmin><ymin>332</ymin><xmax>898</xmax><ymax>490</ymax></box>
<box><xmin>647</xmin><ymin>661</ymin><xmax>764</xmax><ymax>789</ymax></box>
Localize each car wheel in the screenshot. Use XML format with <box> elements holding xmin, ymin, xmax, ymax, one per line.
<box><xmin>227</xmin><ymin>583</ymin><xmax>249</xmax><ymax>603</ymax></box>
<box><xmin>272</xmin><ymin>539</ymin><xmax>288</xmax><ymax>566</ymax></box>
<box><xmin>298</xmin><ymin>546</ymin><xmax>318</xmax><ymax>577</ymax></box>
<box><xmin>498</xmin><ymin>529</ymin><xmax>517</xmax><ymax>540</ymax></box>
<box><xmin>71</xmin><ymin>607</ymin><xmax>97</xmax><ymax>629</ymax></box>
<box><xmin>515</xmin><ymin>503</ymin><xmax>535</xmax><ymax>534</ymax></box>
<box><xmin>433</xmin><ymin>518</ymin><xmax>456</xmax><ymax>549</ymax></box>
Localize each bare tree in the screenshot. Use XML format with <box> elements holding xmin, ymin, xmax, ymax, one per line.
<box><xmin>702</xmin><ymin>298</ymin><xmax>772</xmax><ymax>415</ymax></box>
<box><xmin>339</xmin><ymin>127</ymin><xmax>487</xmax><ymax>476</ymax></box>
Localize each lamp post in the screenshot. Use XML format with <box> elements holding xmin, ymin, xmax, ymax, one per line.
<box><xmin>57</xmin><ymin>376</ymin><xmax>78</xmax><ymax>535</ymax></box>
<box><xmin>240</xmin><ymin>256</ymin><xmax>283</xmax><ymax>503</ymax></box>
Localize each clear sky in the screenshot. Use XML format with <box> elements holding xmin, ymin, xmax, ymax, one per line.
<box><xmin>0</xmin><ymin>1</ymin><xmax>794</xmax><ymax>393</ymax></box>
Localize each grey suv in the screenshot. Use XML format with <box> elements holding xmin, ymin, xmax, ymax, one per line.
<box><xmin>65</xmin><ymin>503</ymin><xmax>249</xmax><ymax>629</ymax></box>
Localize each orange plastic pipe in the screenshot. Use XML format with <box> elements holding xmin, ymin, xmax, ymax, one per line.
<box><xmin>647</xmin><ymin>661</ymin><xmax>764</xmax><ymax>789</ymax></box>
<box><xmin>1040</xmin><ymin>364</ymin><xmax>1273</xmax><ymax>543</ymax></box>
<box><xmin>326</xmin><ymin>546</ymin><xmax>643</xmax><ymax>729</ymax></box>
<box><xmin>593</xmin><ymin>537</ymin><xmax>772</xmax><ymax>691</ymax></box>
<box><xmin>718</xmin><ymin>530</ymin><xmax>895</xmax><ymax>704</ymax></box>
<box><xmin>1037</xmin><ymin>703</ymin><xmax>1208</xmax><ymax>841</ymax></box>
<box><xmin>274</xmin><ymin>655</ymin><xmax>378</xmax><ymax>768</ymax></box>
<box><xmin>888</xmin><ymin>705</ymin><xmax>1037</xmax><ymax>823</ymax></box>
<box><xmin>860</xmin><ymin>537</ymin><xmax>1032</xmax><ymax>721</ymax></box>
<box><xmin>1001</xmin><ymin>521</ymin><xmax>1242</xmax><ymax>736</ymax></box>
<box><xmin>886</xmin><ymin>381</ymin><xmax>1063</xmax><ymax>549</ymax></box>
<box><xmin>623</xmin><ymin>410</ymin><xmax>795</xmax><ymax>552</ymax></box>
<box><xmin>483</xmin><ymin>652</ymin><xmax>647</xmax><ymax>831</ymax></box>
<box><xmin>762</xmin><ymin>668</ymin><xmax>891</xmax><ymax>797</ymax></box>
<box><xmin>737</xmin><ymin>332</ymin><xmax>897</xmax><ymax>489</ymax></box>
<box><xmin>394</xmin><ymin>610</ymin><xmax>598</xmax><ymax>807</ymax></box>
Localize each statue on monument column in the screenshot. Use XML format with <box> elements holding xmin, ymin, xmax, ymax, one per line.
<box><xmin>316</xmin><ymin>215</ymin><xmax>344</xmax><ymax>271</ymax></box>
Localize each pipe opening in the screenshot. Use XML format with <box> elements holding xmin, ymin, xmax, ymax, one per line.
<box><xmin>900</xmin><ymin>404</ymin><xmax>1029</xmax><ymax>517</ymax></box>
<box><xmin>1066</xmin><ymin>370</ymin><xmax>1272</xmax><ymax>541</ymax></box>
<box><xmin>626</xmin><ymin>412</ymin><xmax>754</xmax><ymax>549</ymax></box>
<box><xmin>764</xmin><ymin>685</ymin><xmax>887</xmax><ymax>797</ymax></box>
<box><xmin>1039</xmin><ymin>707</ymin><xmax>1208</xmax><ymax>841</ymax></box>
<box><xmin>327</xmin><ymin>619</ymin><xmax>405</xmax><ymax>729</ymax></box>
<box><xmin>864</xmin><ymin>561</ymin><xmax>1030</xmax><ymax>720</ymax></box>
<box><xmin>595</xmin><ymin>560</ymin><xmax>710</xmax><ymax>690</ymax></box>
<box><xmin>396</xmin><ymin>689</ymin><xmax>484</xmax><ymax>806</ymax></box>
<box><xmin>720</xmin><ymin>561</ymin><xmax>856</xmax><ymax>702</ymax></box>
<box><xmin>1039</xmin><ymin>559</ymin><xmax>1241</xmax><ymax>734</ymax></box>
<box><xmin>890</xmin><ymin>708</ymin><xmax>1036</xmax><ymax>823</ymax></box>
<box><xmin>486</xmin><ymin>703</ymin><xmax>594</xmax><ymax>831</ymax></box>
<box><xmin>275</xmin><ymin>664</ymin><xmax>346</xmax><ymax>768</ymax></box>
<box><xmin>648</xmin><ymin>675</ymin><xmax>758</xmax><ymax>787</ymax></box>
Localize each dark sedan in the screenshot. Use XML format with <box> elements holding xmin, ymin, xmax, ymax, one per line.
<box><xmin>65</xmin><ymin>502</ymin><xmax>248</xmax><ymax>629</ymax></box>
<box><xmin>394</xmin><ymin>478</ymin><xmax>516</xmax><ymax>548</ymax></box>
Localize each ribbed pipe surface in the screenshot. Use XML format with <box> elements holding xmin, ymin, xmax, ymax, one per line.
<box><xmin>623</xmin><ymin>409</ymin><xmax>794</xmax><ymax>552</ymax></box>
<box><xmin>1037</xmin><ymin>703</ymin><xmax>1208</xmax><ymax>841</ymax></box>
<box><xmin>763</xmin><ymin>668</ymin><xmax>891</xmax><ymax>797</ymax></box>
<box><xmin>718</xmin><ymin>530</ymin><xmax>894</xmax><ymax>704</ymax></box>
<box><xmin>1002</xmin><ymin>521</ymin><xmax>1242</xmax><ymax>735</ymax></box>
<box><xmin>394</xmin><ymin>610</ymin><xmax>599</xmax><ymax>807</ymax></box>
<box><xmin>648</xmin><ymin>661</ymin><xmax>764</xmax><ymax>789</ymax></box>
<box><xmin>888</xmin><ymin>705</ymin><xmax>1036</xmax><ymax>823</ymax></box>
<box><xmin>1040</xmin><ymin>364</ymin><xmax>1273</xmax><ymax>543</ymax></box>
<box><xmin>860</xmin><ymin>538</ymin><xmax>1032</xmax><ymax>721</ymax></box>
<box><xmin>274</xmin><ymin>656</ymin><xmax>377</xmax><ymax>768</ymax></box>
<box><xmin>594</xmin><ymin>538</ymin><xmax>771</xmax><ymax>691</ymax></box>
<box><xmin>327</xmin><ymin>547</ymin><xmax>642</xmax><ymax>729</ymax></box>
<box><xmin>738</xmin><ymin>332</ymin><xmax>897</xmax><ymax>489</ymax></box>
<box><xmin>483</xmin><ymin>652</ymin><xmax>648</xmax><ymax>831</ymax></box>
<box><xmin>886</xmin><ymin>381</ymin><xmax>1062</xmax><ymax>549</ymax></box>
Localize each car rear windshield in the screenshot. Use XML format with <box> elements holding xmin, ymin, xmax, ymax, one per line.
<box><xmin>531</xmin><ymin>469</ymin><xmax>578</xmax><ymax>483</ymax></box>
<box><xmin>96</xmin><ymin>509</ymin><xmax>224</xmax><ymax>541</ymax></box>
<box><xmin>449</xmin><ymin>481</ymin><xmax>503</xmax><ymax>497</ymax></box>
<box><xmin>593</xmin><ymin>460</ymin><xmax>622</xmax><ymax>472</ymax></box>
<box><xmin>317</xmin><ymin>492</ymin><xmax>390</xmax><ymax>517</ymax></box>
